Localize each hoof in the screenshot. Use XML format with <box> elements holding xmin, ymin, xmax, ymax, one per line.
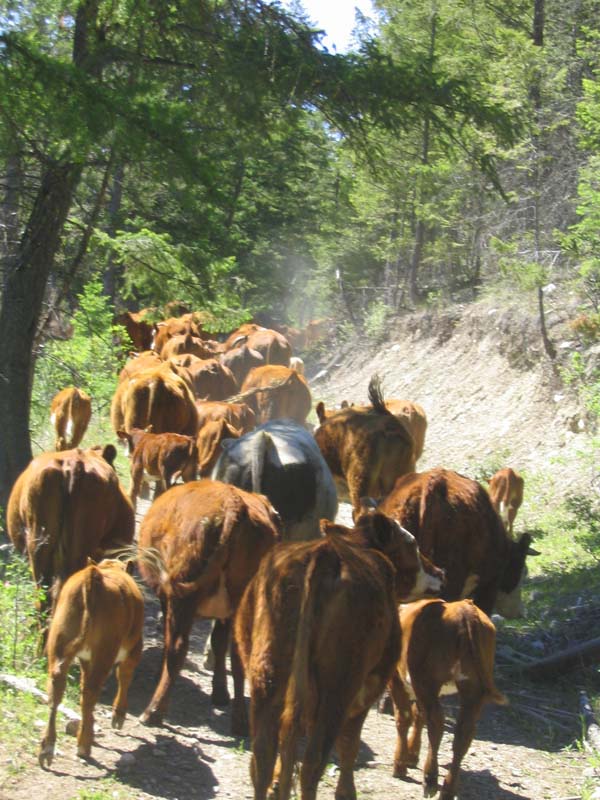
<box><xmin>112</xmin><ymin>712</ymin><xmax>125</xmax><ymax>730</ymax></box>
<box><xmin>393</xmin><ymin>764</ymin><xmax>408</xmax><ymax>778</ymax></box>
<box><xmin>211</xmin><ymin>686</ymin><xmax>230</xmax><ymax>707</ymax></box>
<box><xmin>38</xmin><ymin>746</ymin><xmax>54</xmax><ymax>768</ymax></box>
<box><xmin>267</xmin><ymin>782</ymin><xmax>280</xmax><ymax>800</ymax></box>
<box><xmin>140</xmin><ymin>707</ymin><xmax>164</xmax><ymax>727</ymax></box>
<box><xmin>231</xmin><ymin>707</ymin><xmax>249</xmax><ymax>738</ymax></box>
<box><xmin>423</xmin><ymin>777</ymin><xmax>438</xmax><ymax>798</ymax></box>
<box><xmin>76</xmin><ymin>745</ymin><xmax>92</xmax><ymax>760</ymax></box>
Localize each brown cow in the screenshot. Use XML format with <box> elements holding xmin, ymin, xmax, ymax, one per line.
<box><xmin>160</xmin><ymin>332</ymin><xmax>214</xmax><ymax>361</ymax></box>
<box><xmin>115</xmin><ymin>309</ymin><xmax>154</xmax><ymax>351</ymax></box>
<box><xmin>390</xmin><ymin>598</ymin><xmax>507</xmax><ymax>799</ymax></box>
<box><xmin>314</xmin><ymin>377</ymin><xmax>415</xmax><ymax>518</ymax></box>
<box><xmin>151</xmin><ymin>315</ymin><xmax>203</xmax><ymax>354</ymax></box>
<box><xmin>196</xmin><ymin>418</ymin><xmax>241</xmax><ymax>477</ymax></box>
<box><xmin>118</xmin><ymin>350</ymin><xmax>162</xmax><ymax>383</ymax></box>
<box><xmin>241</xmin><ymin>365</ymin><xmax>311</xmax><ymax>425</ymax></box>
<box><xmin>111</xmin><ymin>363</ymin><xmax>198</xmax><ymax>437</ymax></box>
<box><xmin>138</xmin><ymin>480</ymin><xmax>281</xmax><ymax>735</ymax></box>
<box><xmin>488</xmin><ymin>467</ymin><xmax>524</xmax><ymax>537</ymax></box>
<box><xmin>246</xmin><ymin>328</ymin><xmax>291</xmax><ymax>366</ymax></box>
<box><xmin>235</xmin><ymin>512</ymin><xmax>444</xmax><ymax>800</ymax></box>
<box><xmin>39</xmin><ymin>558</ymin><xmax>144</xmax><ymax>766</ymax></box>
<box><xmin>186</xmin><ymin>358</ymin><xmax>238</xmax><ymax>401</ymax></box>
<box><xmin>220</xmin><ymin>343</ymin><xmax>265</xmax><ymax>386</ymax></box>
<box><xmin>195</xmin><ymin>400</ymin><xmax>256</xmax><ymax>434</ymax></box>
<box><xmin>6</xmin><ymin>447</ymin><xmax>135</xmax><ymax>618</ymax></box>
<box><xmin>117</xmin><ymin>428</ymin><xmax>198</xmax><ymax>509</ymax></box>
<box><xmin>50</xmin><ymin>387</ymin><xmax>92</xmax><ymax>451</ymax></box>
<box><xmin>378</xmin><ymin>468</ymin><xmax>536</xmax><ymax>618</ymax></box>
<box><xmin>223</xmin><ymin>323</ymin><xmax>266</xmax><ymax>351</ymax></box>
<box><xmin>316</xmin><ymin>397</ymin><xmax>427</xmax><ymax>463</ymax></box>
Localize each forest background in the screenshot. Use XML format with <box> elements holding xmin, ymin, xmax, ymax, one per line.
<box><xmin>1</xmin><ymin>0</ymin><xmax>600</xmax><ymax>506</ymax></box>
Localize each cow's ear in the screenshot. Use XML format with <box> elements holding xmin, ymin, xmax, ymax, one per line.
<box><xmin>87</xmin><ymin>556</ymin><xmax>97</xmax><ymax>566</ymax></box>
<box><xmin>518</xmin><ymin>532</ymin><xmax>540</xmax><ymax>556</ymax></box>
<box><xmin>316</xmin><ymin>402</ymin><xmax>327</xmax><ymax>424</ymax></box>
<box><xmin>341</xmin><ymin>400</ymin><xmax>349</xmax><ymax>408</ymax></box>
<box><xmin>365</xmin><ymin>511</ymin><xmax>398</xmax><ymax>551</ymax></box>
<box><xmin>101</xmin><ymin>444</ymin><xmax>117</xmax><ymax>466</ymax></box>
<box><xmin>116</xmin><ymin>430</ymin><xmax>127</xmax><ymax>441</ymax></box>
<box><xmin>125</xmin><ymin>559</ymin><xmax>135</xmax><ymax>575</ymax></box>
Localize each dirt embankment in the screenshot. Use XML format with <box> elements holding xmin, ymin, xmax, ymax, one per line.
<box><xmin>313</xmin><ymin>299</ymin><xmax>594</xmax><ymax>497</ymax></box>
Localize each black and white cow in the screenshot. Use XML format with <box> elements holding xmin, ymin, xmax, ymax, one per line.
<box><xmin>212</xmin><ymin>419</ymin><xmax>338</xmax><ymax>540</ymax></box>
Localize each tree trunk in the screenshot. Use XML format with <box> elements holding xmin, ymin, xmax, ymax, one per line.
<box><xmin>0</xmin><ymin>0</ymin><xmax>100</xmax><ymax>506</ymax></box>
<box><xmin>0</xmin><ymin>162</ymin><xmax>83</xmax><ymax>506</ymax></box>
<box><xmin>0</xmin><ymin>148</ymin><xmax>23</xmax><ymax>295</ymax></box>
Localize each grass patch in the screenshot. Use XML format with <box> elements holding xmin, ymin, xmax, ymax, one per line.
<box><xmin>0</xmin><ymin>685</ymin><xmax>45</xmax><ymax>772</ymax></box>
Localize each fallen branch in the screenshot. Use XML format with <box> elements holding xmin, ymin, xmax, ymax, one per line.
<box><xmin>524</xmin><ymin>636</ymin><xmax>600</xmax><ymax>678</ymax></box>
<box><xmin>0</xmin><ymin>672</ymin><xmax>80</xmax><ymax>721</ymax></box>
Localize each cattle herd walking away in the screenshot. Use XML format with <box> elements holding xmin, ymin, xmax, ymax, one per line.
<box><xmin>6</xmin><ymin>309</ymin><xmax>535</xmax><ymax>799</ymax></box>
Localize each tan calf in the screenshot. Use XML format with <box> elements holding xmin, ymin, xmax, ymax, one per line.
<box><xmin>39</xmin><ymin>559</ymin><xmax>144</xmax><ymax>766</ymax></box>
<box><xmin>390</xmin><ymin>598</ymin><xmax>507</xmax><ymax>799</ymax></box>
<box><xmin>488</xmin><ymin>467</ymin><xmax>524</xmax><ymax>537</ymax></box>
<box><xmin>50</xmin><ymin>387</ymin><xmax>92</xmax><ymax>451</ymax></box>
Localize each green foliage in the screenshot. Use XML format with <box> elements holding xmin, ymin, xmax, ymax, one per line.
<box><xmin>363</xmin><ymin>299</ymin><xmax>391</xmax><ymax>342</ymax></box>
<box><xmin>561</xmin><ymin>351</ymin><xmax>600</xmax><ymax>420</ymax></box>
<box><xmin>0</xmin><ymin>553</ymin><xmax>43</xmax><ymax>676</ymax></box>
<box><xmin>31</xmin><ymin>278</ymin><xmax>127</xmax><ymax>447</ymax></box>
<box><xmin>564</xmin><ymin>494</ymin><xmax>600</xmax><ymax>560</ymax></box>
<box><xmin>92</xmin><ymin>228</ymin><xmax>251</xmax><ymax>330</ymax></box>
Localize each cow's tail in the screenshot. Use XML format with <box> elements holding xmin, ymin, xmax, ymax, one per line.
<box><xmin>250</xmin><ymin>430</ymin><xmax>271</xmax><ymax>494</ymax></box>
<box><xmin>462</xmin><ymin>605</ymin><xmax>508</xmax><ymax>706</ymax></box>
<box><xmin>78</xmin><ymin>562</ymin><xmax>104</xmax><ymax>649</ymax></box>
<box><xmin>281</xmin><ymin>546</ymin><xmax>334</xmax><ymax>740</ymax></box>
<box><xmin>65</xmin><ymin>389</ymin><xmax>81</xmax><ymax>447</ymax></box>
<box><xmin>368</xmin><ymin>374</ymin><xmax>391</xmax><ymax>415</ymax></box>
<box><xmin>417</xmin><ymin>471</ymin><xmax>448</xmax><ymax>559</ymax></box>
<box><xmin>52</xmin><ymin>459</ymin><xmax>86</xmax><ymax>607</ymax></box>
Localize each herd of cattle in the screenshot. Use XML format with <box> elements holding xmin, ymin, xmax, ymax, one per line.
<box><xmin>5</xmin><ymin>309</ymin><xmax>535</xmax><ymax>800</ymax></box>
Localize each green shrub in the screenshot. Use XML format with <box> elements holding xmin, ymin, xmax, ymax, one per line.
<box><xmin>31</xmin><ymin>278</ymin><xmax>128</xmax><ymax>452</ymax></box>
<box><xmin>0</xmin><ymin>552</ymin><xmax>44</xmax><ymax>676</ymax></box>
<box><xmin>364</xmin><ymin>299</ymin><xmax>391</xmax><ymax>343</ymax></box>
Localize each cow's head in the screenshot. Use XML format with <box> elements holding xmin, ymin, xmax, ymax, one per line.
<box><xmin>322</xmin><ymin>511</ymin><xmax>444</xmax><ymax>602</ymax></box>
<box><xmin>495</xmin><ymin>532</ymin><xmax>540</xmax><ymax>619</ymax></box>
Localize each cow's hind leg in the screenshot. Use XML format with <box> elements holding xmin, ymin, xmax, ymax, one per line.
<box><xmin>249</xmin><ymin>687</ymin><xmax>283</xmax><ymax>800</ymax></box>
<box><xmin>112</xmin><ymin>639</ymin><xmax>143</xmax><ymax>729</ymax></box>
<box><xmin>39</xmin><ymin>654</ymin><xmax>71</xmax><ymax>767</ymax></box>
<box><xmin>141</xmin><ymin>595</ymin><xmax>195</xmax><ymax>726</ymax></box>
<box><xmin>390</xmin><ymin>673</ymin><xmax>417</xmax><ymax>777</ymax></box>
<box><xmin>230</xmin><ymin>634</ymin><xmax>248</xmax><ymax>736</ymax></box>
<box><xmin>415</xmin><ymin>686</ymin><xmax>444</xmax><ymax>798</ymax></box>
<box><xmin>78</xmin><ymin>652</ymin><xmax>116</xmax><ymax>758</ymax></box>
<box><xmin>334</xmin><ymin>708</ymin><xmax>369</xmax><ymax>800</ymax></box>
<box><xmin>440</xmin><ymin>689</ymin><xmax>483</xmax><ymax>800</ymax></box>
<box><xmin>300</xmin><ymin>701</ymin><xmax>345</xmax><ymax>800</ymax></box>
<box><xmin>211</xmin><ymin>618</ymin><xmax>231</xmax><ymax>706</ymax></box>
